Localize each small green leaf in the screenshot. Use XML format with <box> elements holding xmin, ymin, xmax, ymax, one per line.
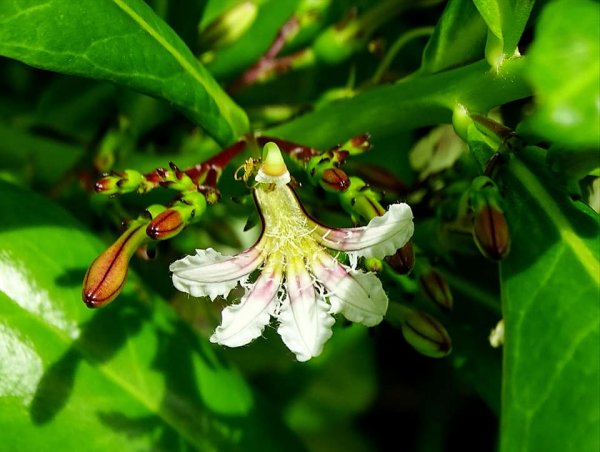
<box><xmin>0</xmin><ymin>180</ymin><xmax>296</xmax><ymax>451</ymax></box>
<box><xmin>420</xmin><ymin>0</ymin><xmax>487</xmax><ymax>74</ymax></box>
<box><xmin>524</xmin><ymin>0</ymin><xmax>600</xmax><ymax>148</ymax></box>
<box><xmin>0</xmin><ymin>0</ymin><xmax>249</xmax><ymax>145</ymax></box>
<box><xmin>498</xmin><ymin>148</ymin><xmax>600</xmax><ymax>452</ymax></box>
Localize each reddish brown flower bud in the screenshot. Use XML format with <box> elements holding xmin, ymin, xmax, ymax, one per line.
<box><xmin>82</xmin><ymin>222</ymin><xmax>148</xmax><ymax>308</ymax></box>
<box><xmin>402</xmin><ymin>310</ymin><xmax>452</xmax><ymax>358</ymax></box>
<box><xmin>473</xmin><ymin>205</ymin><xmax>511</xmax><ymax>261</ymax></box>
<box><xmin>146</xmin><ymin>209</ymin><xmax>184</xmax><ymax>240</ymax></box>
<box><xmin>94</xmin><ymin>175</ymin><xmax>119</xmax><ymax>195</ymax></box>
<box><xmin>320</xmin><ymin>167</ymin><xmax>351</xmax><ymax>192</ymax></box>
<box><xmin>386</xmin><ymin>241</ymin><xmax>415</xmax><ymax>274</ymax></box>
<box><xmin>419</xmin><ymin>269</ymin><xmax>453</xmax><ymax>312</ymax></box>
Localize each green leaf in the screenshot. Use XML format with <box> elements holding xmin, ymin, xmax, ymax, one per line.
<box><xmin>472</xmin><ymin>0</ymin><xmax>534</xmax><ymax>66</ymax></box>
<box><xmin>0</xmin><ymin>180</ymin><xmax>297</xmax><ymax>451</ymax></box>
<box><xmin>269</xmin><ymin>58</ymin><xmax>531</xmax><ymax>148</ymax></box>
<box><xmin>524</xmin><ymin>0</ymin><xmax>600</xmax><ymax>148</ymax></box>
<box><xmin>0</xmin><ymin>0</ymin><xmax>249</xmax><ymax>145</ymax></box>
<box><xmin>419</xmin><ymin>0</ymin><xmax>487</xmax><ymax>74</ymax></box>
<box><xmin>498</xmin><ymin>148</ymin><xmax>600</xmax><ymax>452</ymax></box>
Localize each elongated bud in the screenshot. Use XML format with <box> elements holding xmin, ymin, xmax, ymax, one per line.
<box><xmin>473</xmin><ymin>205</ymin><xmax>511</xmax><ymax>261</ymax></box>
<box><xmin>305</xmin><ymin>148</ymin><xmax>350</xmax><ymax>192</ymax></box>
<box><xmin>340</xmin><ymin>177</ymin><xmax>385</xmax><ymax>222</ymax></box>
<box><xmin>199</xmin><ymin>1</ymin><xmax>258</xmax><ymax>51</ymax></box>
<box><xmin>340</xmin><ymin>133</ymin><xmax>372</xmax><ymax>155</ymax></box>
<box><xmin>386</xmin><ymin>241</ymin><xmax>415</xmax><ymax>274</ymax></box>
<box><xmin>402</xmin><ymin>310</ymin><xmax>452</xmax><ymax>358</ymax></box>
<box><xmin>313</xmin><ymin>11</ymin><xmax>362</xmax><ymax>64</ymax></box>
<box><xmin>95</xmin><ymin>169</ymin><xmax>145</xmax><ymax>195</ymax></box>
<box><xmin>94</xmin><ymin>175</ymin><xmax>120</xmax><ymax>195</ymax></box>
<box><xmin>82</xmin><ymin>219</ymin><xmax>149</xmax><ymax>308</ymax></box>
<box><xmin>469</xmin><ymin>176</ymin><xmax>510</xmax><ymax>261</ymax></box>
<box><xmin>320</xmin><ymin>167</ymin><xmax>350</xmax><ymax>191</ymax></box>
<box><xmin>419</xmin><ymin>269</ymin><xmax>453</xmax><ymax>312</ymax></box>
<box><xmin>146</xmin><ymin>192</ymin><xmax>208</xmax><ymax>240</ymax></box>
<box><xmin>147</xmin><ymin>209</ymin><xmax>184</xmax><ymax>240</ymax></box>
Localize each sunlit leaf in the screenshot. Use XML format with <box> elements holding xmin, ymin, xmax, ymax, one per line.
<box><xmin>0</xmin><ymin>0</ymin><xmax>249</xmax><ymax>145</ymax></box>
<box><xmin>498</xmin><ymin>148</ymin><xmax>600</xmax><ymax>452</ymax></box>
<box><xmin>0</xmin><ymin>180</ymin><xmax>299</xmax><ymax>451</ymax></box>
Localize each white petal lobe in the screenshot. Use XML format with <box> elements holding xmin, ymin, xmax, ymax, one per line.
<box><xmin>312</xmin><ymin>252</ymin><xmax>388</xmax><ymax>326</ymax></box>
<box><xmin>210</xmin><ymin>260</ymin><xmax>282</xmax><ymax>347</ymax></box>
<box><xmin>313</xmin><ymin>203</ymin><xmax>414</xmax><ymax>259</ymax></box>
<box><xmin>170</xmin><ymin>246</ymin><xmax>264</xmax><ymax>300</ymax></box>
<box><xmin>277</xmin><ymin>266</ymin><xmax>335</xmax><ymax>361</ymax></box>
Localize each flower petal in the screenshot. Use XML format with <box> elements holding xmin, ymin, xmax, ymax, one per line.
<box><xmin>277</xmin><ymin>257</ymin><xmax>334</xmax><ymax>361</ymax></box>
<box><xmin>312</xmin><ymin>203</ymin><xmax>414</xmax><ymax>259</ymax></box>
<box><xmin>170</xmin><ymin>244</ymin><xmax>265</xmax><ymax>300</ymax></box>
<box><xmin>312</xmin><ymin>252</ymin><xmax>388</xmax><ymax>326</ymax></box>
<box><xmin>210</xmin><ymin>256</ymin><xmax>283</xmax><ymax>347</ymax></box>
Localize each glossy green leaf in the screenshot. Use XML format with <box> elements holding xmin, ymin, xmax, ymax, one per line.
<box><xmin>269</xmin><ymin>58</ymin><xmax>531</xmax><ymax>148</ymax></box>
<box><xmin>419</xmin><ymin>0</ymin><xmax>487</xmax><ymax>74</ymax></box>
<box><xmin>498</xmin><ymin>148</ymin><xmax>600</xmax><ymax>452</ymax></box>
<box><xmin>0</xmin><ymin>0</ymin><xmax>249</xmax><ymax>145</ymax></box>
<box><xmin>524</xmin><ymin>0</ymin><xmax>600</xmax><ymax>148</ymax></box>
<box><xmin>0</xmin><ymin>180</ymin><xmax>298</xmax><ymax>451</ymax></box>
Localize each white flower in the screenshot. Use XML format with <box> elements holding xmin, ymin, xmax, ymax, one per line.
<box><xmin>170</xmin><ymin>143</ymin><xmax>414</xmax><ymax>361</ymax></box>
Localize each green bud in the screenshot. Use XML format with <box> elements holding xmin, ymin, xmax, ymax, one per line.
<box><xmin>339</xmin><ymin>177</ymin><xmax>384</xmax><ymax>222</ymax></box>
<box><xmin>340</xmin><ymin>133</ymin><xmax>372</xmax><ymax>155</ymax></box>
<box><xmin>199</xmin><ymin>1</ymin><xmax>258</xmax><ymax>51</ymax></box>
<box><xmin>364</xmin><ymin>257</ymin><xmax>382</xmax><ymax>272</ymax></box>
<box><xmin>402</xmin><ymin>310</ymin><xmax>452</xmax><ymax>358</ymax></box>
<box><xmin>82</xmin><ymin>219</ymin><xmax>149</xmax><ymax>308</ymax></box>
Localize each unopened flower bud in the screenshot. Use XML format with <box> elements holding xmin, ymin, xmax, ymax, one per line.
<box><xmin>94</xmin><ymin>175</ymin><xmax>120</xmax><ymax>195</ymax></box>
<box><xmin>320</xmin><ymin>167</ymin><xmax>350</xmax><ymax>192</ymax></box>
<box><xmin>469</xmin><ymin>176</ymin><xmax>510</xmax><ymax>261</ymax></box>
<box><xmin>147</xmin><ymin>209</ymin><xmax>184</xmax><ymax>240</ymax></box>
<box><xmin>340</xmin><ymin>133</ymin><xmax>372</xmax><ymax>155</ymax></box>
<box><xmin>82</xmin><ymin>220</ymin><xmax>149</xmax><ymax>308</ymax></box>
<box><xmin>419</xmin><ymin>269</ymin><xmax>453</xmax><ymax>312</ymax></box>
<box><xmin>473</xmin><ymin>204</ymin><xmax>511</xmax><ymax>261</ymax></box>
<box><xmin>402</xmin><ymin>310</ymin><xmax>452</xmax><ymax>358</ymax></box>
<box><xmin>386</xmin><ymin>241</ymin><xmax>415</xmax><ymax>274</ymax></box>
<box><xmin>364</xmin><ymin>257</ymin><xmax>382</xmax><ymax>272</ymax></box>
<box><xmin>147</xmin><ymin>192</ymin><xmax>207</xmax><ymax>240</ymax></box>
<box><xmin>117</xmin><ymin>169</ymin><xmax>143</xmax><ymax>192</ymax></box>
<box><xmin>339</xmin><ymin>177</ymin><xmax>384</xmax><ymax>222</ymax></box>
<box><xmin>94</xmin><ymin>169</ymin><xmax>144</xmax><ymax>195</ymax></box>
<box><xmin>199</xmin><ymin>1</ymin><xmax>258</xmax><ymax>52</ymax></box>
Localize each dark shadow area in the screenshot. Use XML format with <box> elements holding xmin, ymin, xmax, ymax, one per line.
<box><xmin>55</xmin><ymin>267</ymin><xmax>88</xmax><ymax>287</ymax></box>
<box><xmin>95</xmin><ymin>315</ymin><xmax>305</xmax><ymax>451</ymax></box>
<box><xmin>30</xmin><ymin>296</ymin><xmax>148</xmax><ymax>424</ymax></box>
